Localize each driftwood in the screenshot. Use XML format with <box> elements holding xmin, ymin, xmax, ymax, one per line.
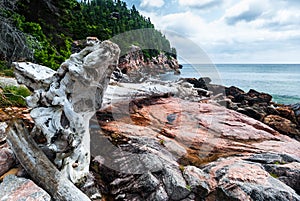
<box><xmin>6</xmin><ymin>121</ymin><xmax>90</xmax><ymax>201</ymax></box>
<box><xmin>12</xmin><ymin>40</ymin><xmax>120</xmax><ymax>183</ymax></box>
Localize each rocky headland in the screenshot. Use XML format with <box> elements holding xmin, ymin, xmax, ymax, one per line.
<box><xmin>0</xmin><ymin>40</ymin><xmax>300</xmax><ymax>201</ymax></box>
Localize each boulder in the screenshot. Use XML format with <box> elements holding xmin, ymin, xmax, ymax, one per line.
<box><xmin>203</xmin><ymin>157</ymin><xmax>300</xmax><ymax>201</ymax></box>
<box><xmin>226</xmin><ymin>87</ymin><xmax>272</xmax><ymax>106</ymax></box>
<box><xmin>225</xmin><ymin>86</ymin><xmax>246</xmax><ymax>102</ymax></box>
<box><xmin>0</xmin><ymin>175</ymin><xmax>51</xmax><ymax>201</ymax></box>
<box><xmin>0</xmin><ymin>145</ymin><xmax>15</xmax><ymax>176</ymax></box>
<box><xmin>292</xmin><ymin>103</ymin><xmax>300</xmax><ymax>124</ymax></box>
<box><xmin>237</xmin><ymin>106</ymin><xmax>266</xmax><ymax>121</ymax></box>
<box><xmin>181</xmin><ymin>77</ymin><xmax>211</xmax><ymax>90</ymax></box>
<box><xmin>263</xmin><ymin>115</ymin><xmax>300</xmax><ymax>139</ymax></box>
<box><xmin>264</xmin><ymin>162</ymin><xmax>300</xmax><ymax>194</ymax></box>
<box><xmin>246</xmin><ymin>89</ymin><xmax>272</xmax><ymax>105</ymax></box>
<box><xmin>224</xmin><ymin>86</ymin><xmax>300</xmax><ymax>141</ymax></box>
<box><xmin>276</xmin><ymin>106</ymin><xmax>298</xmax><ymax>123</ymax></box>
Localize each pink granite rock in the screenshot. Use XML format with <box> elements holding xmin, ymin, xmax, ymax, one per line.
<box><xmin>93</xmin><ymin>97</ymin><xmax>300</xmax><ymax>200</ymax></box>
<box><xmin>0</xmin><ymin>144</ymin><xmax>15</xmax><ymax>176</ymax></box>
<box><xmin>0</xmin><ymin>175</ymin><xmax>51</xmax><ymax>201</ymax></box>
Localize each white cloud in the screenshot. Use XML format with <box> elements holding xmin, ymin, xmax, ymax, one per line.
<box><xmin>178</xmin><ymin>0</ymin><xmax>222</xmax><ymax>9</ymax></box>
<box><xmin>263</xmin><ymin>9</ymin><xmax>300</xmax><ymax>29</ymax></box>
<box><xmin>223</xmin><ymin>0</ymin><xmax>269</xmax><ymax>25</ymax></box>
<box><xmin>140</xmin><ymin>0</ymin><xmax>165</xmax><ymax>8</ymax></box>
<box><xmin>137</xmin><ymin>0</ymin><xmax>300</xmax><ymax>63</ymax></box>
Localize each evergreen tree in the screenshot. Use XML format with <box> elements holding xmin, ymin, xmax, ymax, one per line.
<box><xmin>0</xmin><ymin>0</ymin><xmax>177</xmax><ymax>69</ymax></box>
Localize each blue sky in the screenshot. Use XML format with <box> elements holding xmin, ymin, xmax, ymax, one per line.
<box><xmin>123</xmin><ymin>0</ymin><xmax>300</xmax><ymax>63</ymax></box>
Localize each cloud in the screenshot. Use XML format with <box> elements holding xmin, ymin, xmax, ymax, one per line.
<box><xmin>224</xmin><ymin>0</ymin><xmax>268</xmax><ymax>25</ymax></box>
<box><xmin>260</xmin><ymin>9</ymin><xmax>300</xmax><ymax>30</ymax></box>
<box><xmin>136</xmin><ymin>0</ymin><xmax>300</xmax><ymax>63</ymax></box>
<box><xmin>140</xmin><ymin>0</ymin><xmax>165</xmax><ymax>8</ymax></box>
<box><xmin>178</xmin><ymin>0</ymin><xmax>222</xmax><ymax>9</ymax></box>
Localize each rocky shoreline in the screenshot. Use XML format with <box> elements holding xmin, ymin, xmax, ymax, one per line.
<box><xmin>182</xmin><ymin>77</ymin><xmax>300</xmax><ymax>141</ymax></box>
<box><xmin>1</xmin><ymin>76</ymin><xmax>299</xmax><ymax>200</ymax></box>
<box><xmin>0</xmin><ymin>42</ymin><xmax>300</xmax><ymax>200</ymax></box>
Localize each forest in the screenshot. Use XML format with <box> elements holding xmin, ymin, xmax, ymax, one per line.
<box><xmin>0</xmin><ymin>0</ymin><xmax>177</xmax><ymax>70</ymax></box>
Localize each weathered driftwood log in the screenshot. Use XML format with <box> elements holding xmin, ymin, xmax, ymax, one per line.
<box><xmin>12</xmin><ymin>40</ymin><xmax>120</xmax><ymax>183</ymax></box>
<box><xmin>6</xmin><ymin>121</ymin><xmax>90</xmax><ymax>201</ymax></box>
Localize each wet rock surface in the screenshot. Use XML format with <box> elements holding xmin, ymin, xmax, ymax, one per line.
<box><xmin>92</xmin><ymin>96</ymin><xmax>300</xmax><ymax>200</ymax></box>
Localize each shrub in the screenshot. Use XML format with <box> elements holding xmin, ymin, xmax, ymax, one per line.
<box><xmin>0</xmin><ymin>61</ymin><xmax>14</xmax><ymax>77</ymax></box>
<box><xmin>0</xmin><ymin>85</ymin><xmax>31</xmax><ymax>107</ymax></box>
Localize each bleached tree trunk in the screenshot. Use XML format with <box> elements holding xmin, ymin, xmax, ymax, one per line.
<box><xmin>12</xmin><ymin>40</ymin><xmax>120</xmax><ymax>184</ymax></box>
<box><xmin>6</xmin><ymin>121</ymin><xmax>91</xmax><ymax>201</ymax></box>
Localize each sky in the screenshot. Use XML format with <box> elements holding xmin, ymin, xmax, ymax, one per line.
<box><xmin>123</xmin><ymin>0</ymin><xmax>300</xmax><ymax>64</ymax></box>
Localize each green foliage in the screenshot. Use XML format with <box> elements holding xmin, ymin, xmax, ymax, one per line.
<box><xmin>269</xmin><ymin>172</ymin><xmax>279</xmax><ymax>178</ymax></box>
<box><xmin>186</xmin><ymin>185</ymin><xmax>191</xmax><ymax>191</ymax></box>
<box><xmin>274</xmin><ymin>161</ymin><xmax>286</xmax><ymax>165</ymax></box>
<box><xmin>2</xmin><ymin>69</ymin><xmax>15</xmax><ymax>77</ymax></box>
<box><xmin>179</xmin><ymin>165</ymin><xmax>185</xmax><ymax>172</ymax></box>
<box><xmin>0</xmin><ymin>85</ymin><xmax>31</xmax><ymax>107</ymax></box>
<box><xmin>0</xmin><ymin>61</ymin><xmax>14</xmax><ymax>77</ymax></box>
<box><xmin>1</xmin><ymin>0</ymin><xmax>177</xmax><ymax>69</ymax></box>
<box><xmin>143</xmin><ymin>50</ymin><xmax>151</xmax><ymax>60</ymax></box>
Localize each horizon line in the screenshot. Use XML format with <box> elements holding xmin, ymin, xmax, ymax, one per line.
<box><xmin>179</xmin><ymin>63</ymin><xmax>300</xmax><ymax>65</ymax></box>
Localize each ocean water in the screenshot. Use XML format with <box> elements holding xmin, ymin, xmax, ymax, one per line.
<box><xmin>176</xmin><ymin>64</ymin><xmax>300</xmax><ymax>105</ymax></box>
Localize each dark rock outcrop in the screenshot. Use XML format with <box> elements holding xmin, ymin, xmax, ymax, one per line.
<box><xmin>221</xmin><ymin>85</ymin><xmax>300</xmax><ymax>141</ymax></box>
<box><xmin>181</xmin><ymin>77</ymin><xmax>212</xmax><ymax>90</ymax></box>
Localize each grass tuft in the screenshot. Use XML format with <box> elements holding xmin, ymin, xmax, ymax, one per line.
<box><xmin>0</xmin><ymin>85</ymin><xmax>31</xmax><ymax>107</ymax></box>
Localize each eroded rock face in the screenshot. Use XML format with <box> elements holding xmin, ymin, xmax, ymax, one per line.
<box><xmin>0</xmin><ymin>175</ymin><xmax>51</xmax><ymax>201</ymax></box>
<box><xmin>13</xmin><ymin>40</ymin><xmax>120</xmax><ymax>183</ymax></box>
<box><xmin>118</xmin><ymin>45</ymin><xmax>180</xmax><ymax>82</ymax></box>
<box><xmin>92</xmin><ymin>96</ymin><xmax>300</xmax><ymax>200</ymax></box>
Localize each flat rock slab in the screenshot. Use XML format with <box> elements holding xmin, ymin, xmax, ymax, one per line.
<box><xmin>0</xmin><ymin>175</ymin><xmax>51</xmax><ymax>201</ymax></box>
<box><xmin>0</xmin><ymin>77</ymin><xmax>20</xmax><ymax>87</ymax></box>
<box><xmin>93</xmin><ymin>96</ymin><xmax>300</xmax><ymax>200</ymax></box>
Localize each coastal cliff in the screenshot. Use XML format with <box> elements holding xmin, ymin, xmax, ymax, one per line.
<box><xmin>118</xmin><ymin>45</ymin><xmax>181</xmax><ymax>82</ymax></box>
